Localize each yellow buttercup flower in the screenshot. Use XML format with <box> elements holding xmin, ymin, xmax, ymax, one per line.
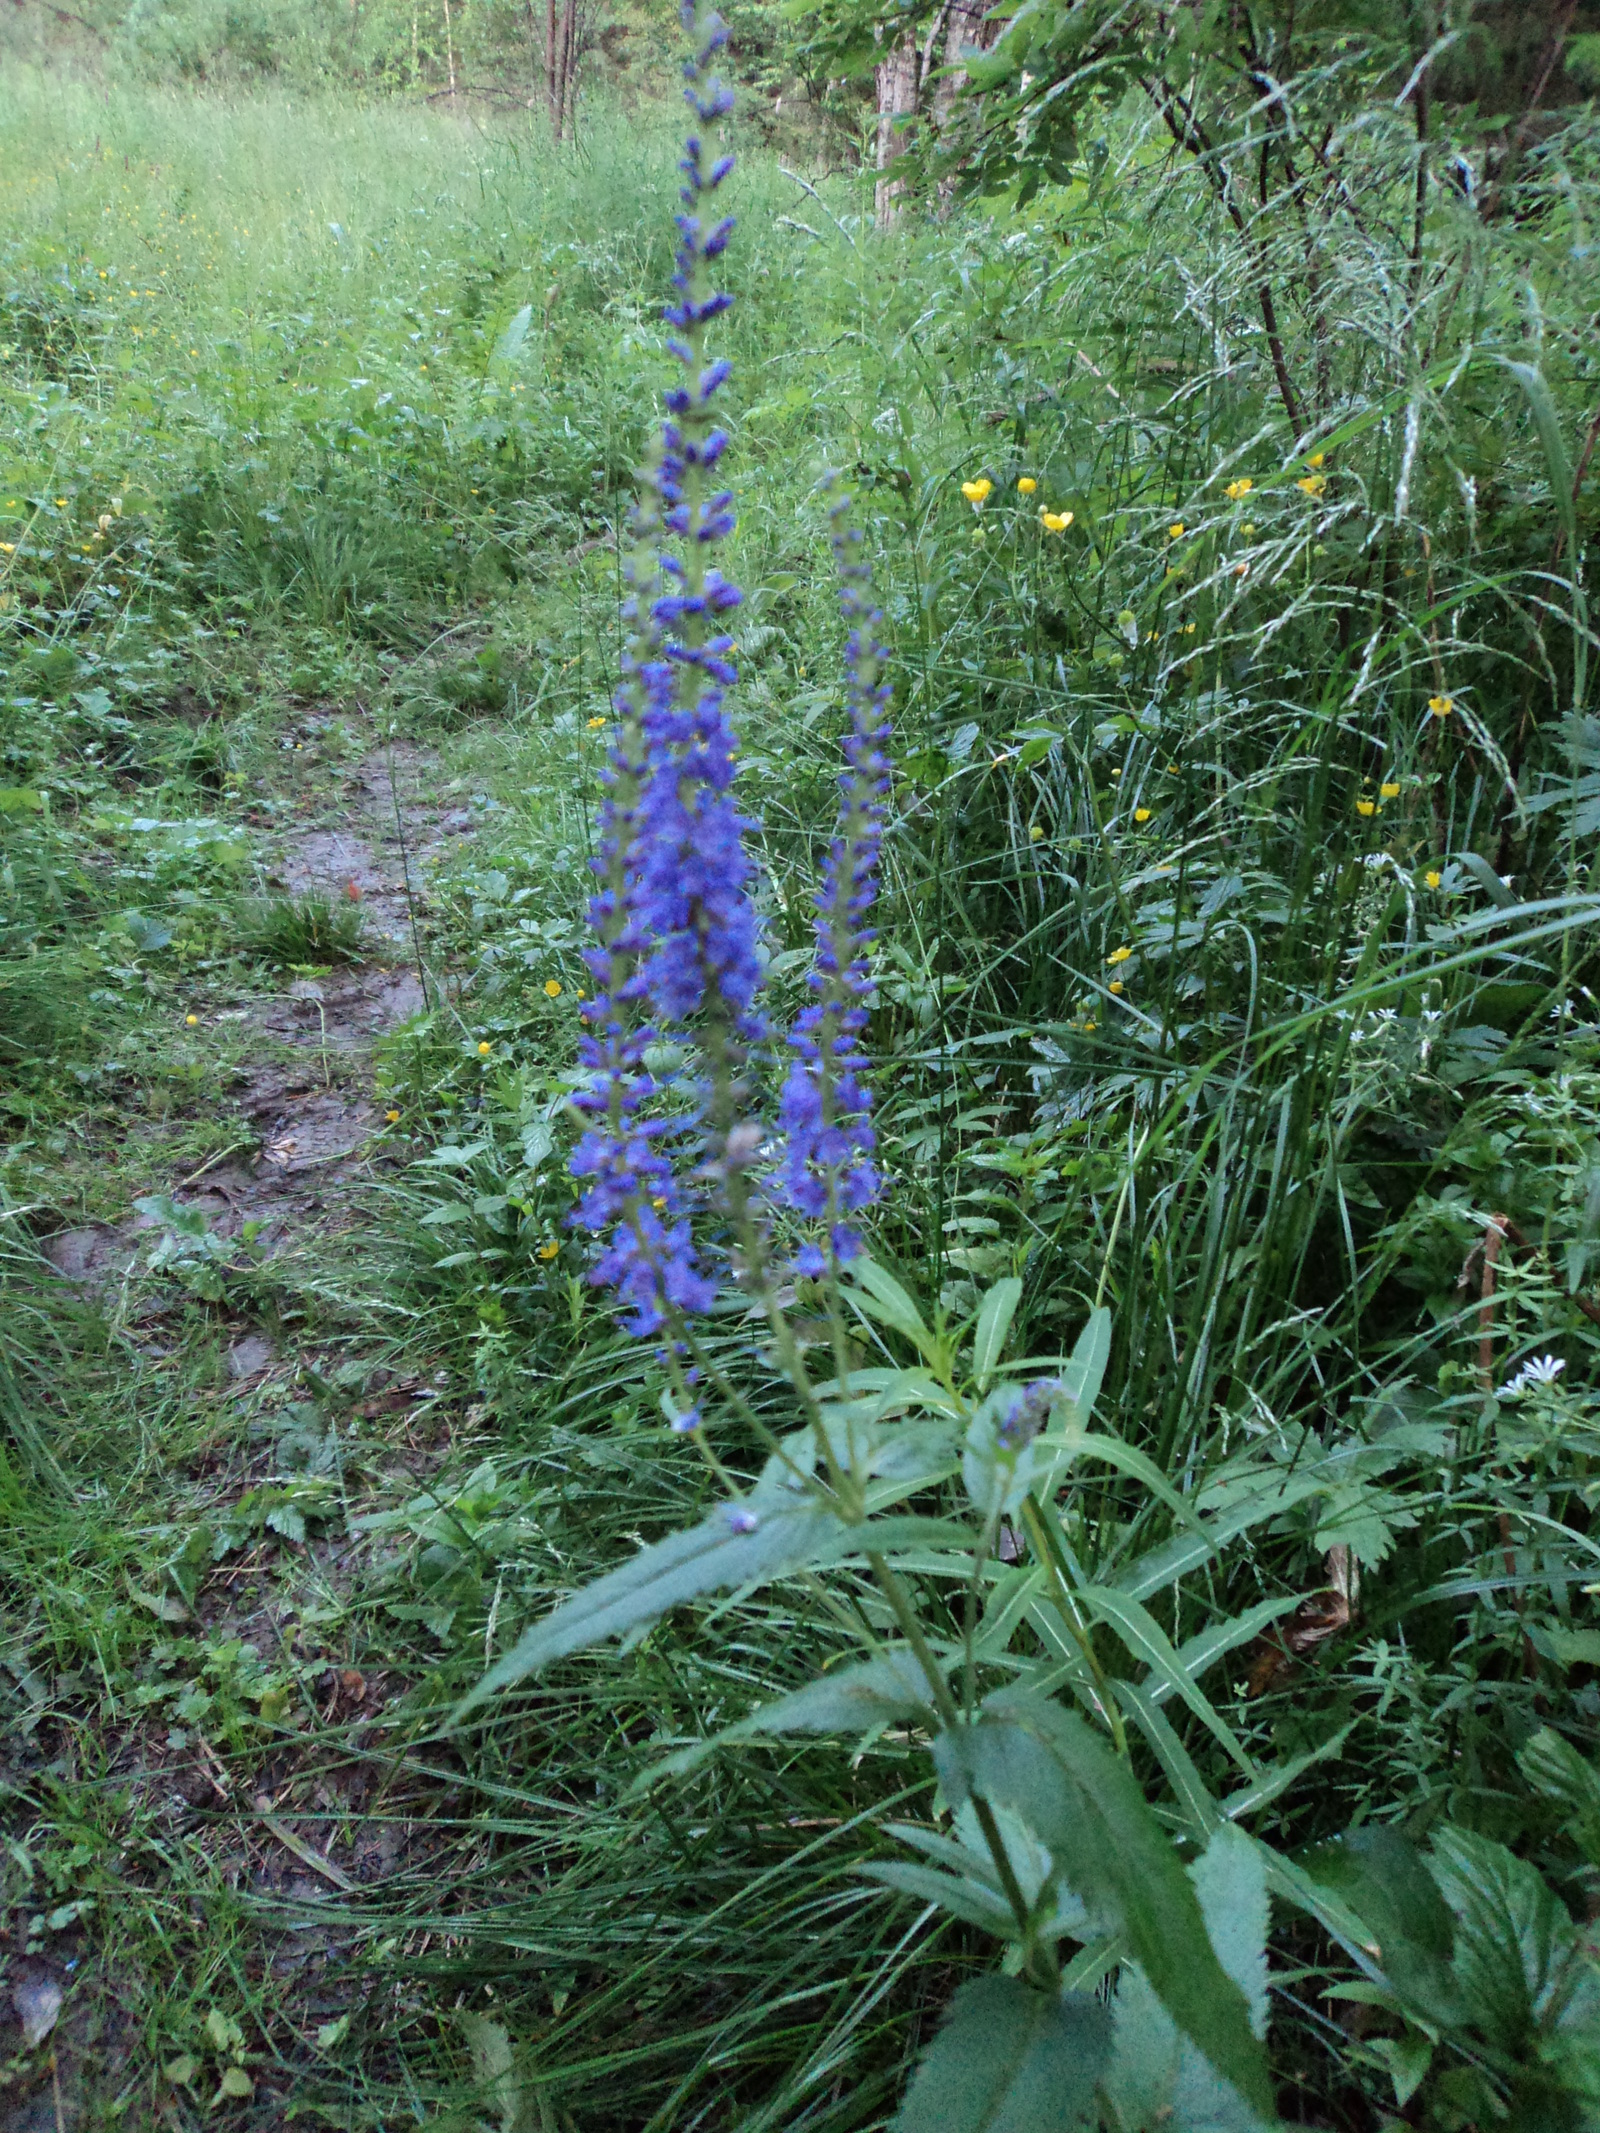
<box><xmin>1134</xmin><ymin>807</ymin><xmax>1152</xmax><ymax>823</ymax></box>
<box><xmin>961</xmin><ymin>478</ymin><xmax>993</xmax><ymax>506</ymax></box>
<box><xmin>1167</xmin><ymin>523</ymin><xmax>1185</xmax><ymax>541</ymax></box>
<box><xmin>544</xmin><ymin>978</ymin><xmax>563</xmax><ymax>998</ymax></box>
<box><xmin>1355</xmin><ymin>799</ymin><xmax>1377</xmax><ymax>817</ymax></box>
<box><xmin>478</xmin><ymin>1040</ymin><xmax>492</xmax><ymax>1056</ymax></box>
<box><xmin>185</xmin><ymin>1013</ymin><xmax>198</xmax><ymax>1026</ymax></box>
<box><xmin>1306</xmin><ymin>452</ymin><xmax>1326</xmax><ymax>469</ymax></box>
<box><xmin>1224</xmin><ymin>478</ymin><xmax>1253</xmax><ymax>501</ymax></box>
<box><xmin>1428</xmin><ymin>694</ymin><xmax>1454</xmax><ymax>718</ymax></box>
<box><xmin>1425</xmin><ymin>870</ymin><xmax>1442</xmax><ymax>889</ymax></box>
<box><xmin>537</xmin><ymin>1240</ymin><xmax>560</xmax><ymax>1261</ymax></box>
<box><xmin>1296</xmin><ymin>475</ymin><xmax>1327</xmax><ymax>498</ymax></box>
<box><xmin>1039</xmin><ymin>510</ymin><xmax>1073</xmax><ymax>533</ymax></box>
<box><xmin>385</xmin><ymin>1108</ymin><xmax>401</xmax><ymax>1123</ymax></box>
<box><xmin>1380</xmin><ymin>781</ymin><xmax>1401</xmax><ymax>800</ymax></box>
<box><xmin>1082</xmin><ymin>1017</ymin><xmax>1097</xmax><ymax>1034</ymax></box>
<box><xmin>1108</xmin><ymin>978</ymin><xmax>1125</xmax><ymax>996</ymax></box>
<box><xmin>1107</xmin><ymin>945</ymin><xmax>1133</xmax><ymax>966</ymax></box>
<box><xmin>1016</xmin><ymin>476</ymin><xmax>1037</xmax><ymax>495</ymax></box>
<box><xmin>586</xmin><ymin>715</ymin><xmax>607</xmax><ymax>730</ymax></box>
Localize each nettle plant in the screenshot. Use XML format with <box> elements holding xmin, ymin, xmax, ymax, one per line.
<box><xmin>461</xmin><ymin>14</ymin><xmax>1600</xmax><ymax>2125</ymax></box>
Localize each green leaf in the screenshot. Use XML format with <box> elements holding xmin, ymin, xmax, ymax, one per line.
<box><xmin>1080</xmin><ymin>1586</ymin><xmax>1255</xmax><ymax>1777</ymax></box>
<box><xmin>1057</xmin><ymin>1305</ymin><xmax>1111</xmax><ymax>1427</ymax></box>
<box><xmin>460</xmin><ymin>2012</ymin><xmax>537</xmax><ymax>2133</ymax></box>
<box><xmin>847</xmin><ymin>1257</ymin><xmax>939</xmax><ymax>1363</ymax></box>
<box><xmin>1428</xmin><ymin>1826</ymin><xmax>1583</xmax><ymax>2054</ymax></box>
<box><xmin>971</xmin><ymin>1276</ymin><xmax>1023</xmax><ymax>1392</ymax></box>
<box><xmin>860</xmin><ymin>1859</ymin><xmax>1016</xmax><ymax>1938</ymax></box>
<box><xmin>935</xmin><ymin>1707</ymin><xmax>1274</xmax><ymax>2114</ymax></box>
<box><xmin>1528</xmin><ymin>1625</ymin><xmax>1600</xmax><ymax>1670</ymax></box>
<box><xmin>894</xmin><ymin>1976</ymin><xmax>1110</xmax><ymax>2132</ymax></box>
<box><xmin>1101</xmin><ymin>1826</ymin><xmax>1273</xmax><ymax>2132</ymax></box>
<box><xmin>1113</xmin><ymin>1682</ymin><xmax>1220</xmax><ymax>1842</ymax></box>
<box><xmin>491</xmin><ymin>302</ymin><xmax>534</xmax><ymax>371</ymax></box>
<box><xmin>455</xmin><ymin>1493</ymin><xmax>848</xmax><ymax>1718</ymax></box>
<box><xmin>0</xmin><ymin>787</ymin><xmax>45</xmax><ymax>815</ymax></box>
<box><xmin>213</xmin><ymin>2066</ymin><xmax>253</xmax><ymax>2101</ymax></box>
<box><xmin>633</xmin><ymin>1647</ymin><xmax>940</xmax><ymax>1791</ymax></box>
<box><xmin>1518</xmin><ymin>1727</ymin><xmax>1600</xmax><ymax>1866</ymax></box>
<box><xmin>1494</xmin><ymin>357</ymin><xmax>1578</xmax><ymax>559</ymax></box>
<box><xmin>1299</xmin><ymin>1827</ymin><xmax>1463</xmax><ymax>2029</ymax></box>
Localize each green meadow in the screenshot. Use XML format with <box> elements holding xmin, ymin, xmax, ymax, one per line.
<box><xmin>4</xmin><ymin>19</ymin><xmax>1600</xmax><ymax>2126</ymax></box>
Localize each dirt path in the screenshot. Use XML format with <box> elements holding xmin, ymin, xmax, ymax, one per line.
<box><xmin>40</xmin><ymin>736</ymin><xmax>471</xmax><ymax>1339</ymax></box>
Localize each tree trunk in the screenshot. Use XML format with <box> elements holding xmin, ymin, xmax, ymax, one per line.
<box><xmin>545</xmin><ymin>0</ymin><xmax>557</xmax><ymax>127</ymax></box>
<box><xmin>930</xmin><ymin>0</ymin><xmax>990</xmax><ymax>130</ymax></box>
<box><xmin>874</xmin><ymin>32</ymin><xmax>922</xmax><ymax>225</ymax></box>
<box><xmin>441</xmin><ymin>0</ymin><xmax>456</xmax><ymax>101</ymax></box>
<box><xmin>553</xmin><ymin>0</ymin><xmax>576</xmax><ymax>139</ymax></box>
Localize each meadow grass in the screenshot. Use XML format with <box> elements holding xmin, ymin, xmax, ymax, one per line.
<box><xmin>2</xmin><ymin>53</ymin><xmax>1600</xmax><ymax>2128</ymax></box>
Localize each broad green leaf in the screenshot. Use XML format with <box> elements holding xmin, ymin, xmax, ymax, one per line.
<box><xmin>633</xmin><ymin>1647</ymin><xmax>940</xmax><ymax>1791</ymax></box>
<box><xmin>971</xmin><ymin>1277</ymin><xmax>1023</xmax><ymax>1392</ymax></box>
<box><xmin>936</xmin><ymin>1707</ymin><xmax>1274</xmax><ymax>2114</ymax></box>
<box><xmin>1080</xmin><ymin>1586</ymin><xmax>1255</xmax><ymax>1777</ymax></box>
<box><xmin>894</xmin><ymin>1976</ymin><xmax>1110</xmax><ymax>2133</ymax></box>
<box><xmin>1102</xmin><ymin>1826</ymin><xmax>1273</xmax><ymax>2133</ymax></box>
<box><xmin>846</xmin><ymin>1257</ymin><xmax>939</xmax><ymax>1362</ymax></box>
<box><xmin>1299</xmin><ymin>1827</ymin><xmax>1463</xmax><ymax>2029</ymax></box>
<box><xmin>1190</xmin><ymin>1826</ymin><xmax>1270</xmax><ymax>2040</ymax></box>
<box><xmin>811</xmin><ymin>1366</ymin><xmax>963</xmax><ymax>1419</ymax></box>
<box><xmin>1518</xmin><ymin>1727</ymin><xmax>1600</xmax><ymax>1866</ymax></box>
<box><xmin>1428</xmin><ymin>1826</ymin><xmax>1583</xmax><ymax>2054</ymax></box>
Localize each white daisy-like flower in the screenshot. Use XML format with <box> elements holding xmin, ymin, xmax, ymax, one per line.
<box><xmin>1498</xmin><ymin>1354</ymin><xmax>1566</xmax><ymax>1398</ymax></box>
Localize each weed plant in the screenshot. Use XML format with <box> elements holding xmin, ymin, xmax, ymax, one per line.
<box><xmin>1</xmin><ymin>20</ymin><xmax>1599</xmax><ymax>2131</ymax></box>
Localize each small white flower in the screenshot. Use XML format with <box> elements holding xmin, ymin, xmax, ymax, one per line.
<box><xmin>1498</xmin><ymin>1354</ymin><xmax>1566</xmax><ymax>1398</ymax></box>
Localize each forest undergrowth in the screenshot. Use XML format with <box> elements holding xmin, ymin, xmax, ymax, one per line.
<box><xmin>3</xmin><ymin>36</ymin><xmax>1600</xmax><ymax>2130</ymax></box>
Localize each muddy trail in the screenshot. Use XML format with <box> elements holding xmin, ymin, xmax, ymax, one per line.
<box><xmin>1</xmin><ymin>731</ymin><xmax>489</xmax><ymax>2130</ymax></box>
<box><xmin>41</xmin><ymin>738</ymin><xmax>473</xmax><ymax>1337</ymax></box>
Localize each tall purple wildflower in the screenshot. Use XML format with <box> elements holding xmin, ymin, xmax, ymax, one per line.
<box><xmin>568</xmin><ymin>0</ymin><xmax>762</xmax><ymax>1339</ymax></box>
<box><xmin>776</xmin><ymin>492</ymin><xmax>892</xmax><ymax>1275</ymax></box>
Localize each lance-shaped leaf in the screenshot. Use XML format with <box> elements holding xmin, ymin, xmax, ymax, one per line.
<box><xmin>455</xmin><ymin>1493</ymin><xmax>848</xmax><ymax>1717</ymax></box>
<box><xmin>1080</xmin><ymin>1585</ymin><xmax>1256</xmax><ymax>1778</ymax></box>
<box><xmin>633</xmin><ymin>1647</ymin><xmax>942</xmax><ymax>1791</ymax></box>
<box><xmin>935</xmin><ymin>1705</ymin><xmax>1274</xmax><ymax>2115</ymax></box>
<box><xmin>971</xmin><ymin>1276</ymin><xmax>1023</xmax><ymax>1392</ymax></box>
<box><xmin>894</xmin><ymin>1975</ymin><xmax>1111</xmax><ymax>2133</ymax></box>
